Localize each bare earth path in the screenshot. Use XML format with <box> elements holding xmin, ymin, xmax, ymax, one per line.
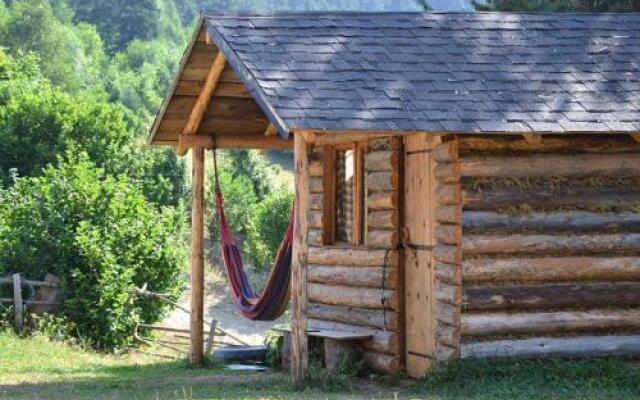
<box><xmin>163</xmin><ymin>272</ymin><xmax>288</xmax><ymax>345</ymax></box>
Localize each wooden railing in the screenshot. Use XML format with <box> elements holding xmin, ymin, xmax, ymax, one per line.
<box><xmin>0</xmin><ymin>273</ymin><xmax>61</xmax><ymax>328</ymax></box>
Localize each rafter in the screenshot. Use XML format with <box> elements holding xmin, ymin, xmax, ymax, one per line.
<box><xmin>178</xmin><ymin>51</ymin><xmax>226</xmax><ymax>155</ymax></box>
<box><xmin>264</xmin><ymin>123</ymin><xmax>278</xmax><ymax>137</ymax></box>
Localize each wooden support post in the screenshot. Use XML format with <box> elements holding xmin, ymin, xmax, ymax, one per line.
<box><xmin>291</xmin><ymin>133</ymin><xmax>309</xmax><ymax>385</ymax></box>
<box><xmin>205</xmin><ymin>319</ymin><xmax>217</xmax><ymax>358</ymax></box>
<box><xmin>190</xmin><ymin>147</ymin><xmax>205</xmax><ymax>366</ymax></box>
<box><xmin>12</xmin><ymin>273</ymin><xmax>22</xmax><ymax>329</ymax></box>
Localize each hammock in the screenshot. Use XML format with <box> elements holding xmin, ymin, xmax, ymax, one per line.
<box><xmin>212</xmin><ymin>150</ymin><xmax>293</xmax><ymax>321</ymax></box>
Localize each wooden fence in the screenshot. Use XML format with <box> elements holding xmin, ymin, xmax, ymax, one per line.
<box><xmin>0</xmin><ymin>273</ymin><xmax>61</xmax><ymax>328</ymax></box>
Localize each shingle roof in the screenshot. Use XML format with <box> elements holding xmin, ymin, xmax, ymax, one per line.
<box><xmin>204</xmin><ymin>12</ymin><xmax>640</xmax><ymax>137</ymax></box>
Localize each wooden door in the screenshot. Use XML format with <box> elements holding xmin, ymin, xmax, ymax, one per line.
<box><xmin>403</xmin><ymin>133</ymin><xmax>439</xmax><ymax>378</ymax></box>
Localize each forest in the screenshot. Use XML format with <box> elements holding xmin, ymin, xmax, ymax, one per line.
<box><xmin>1</xmin><ymin>0</ymin><xmax>639</xmax><ymax>350</ymax></box>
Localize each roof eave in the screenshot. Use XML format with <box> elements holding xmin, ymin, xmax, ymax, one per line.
<box><xmin>204</xmin><ymin>18</ymin><xmax>292</xmax><ymax>140</ymax></box>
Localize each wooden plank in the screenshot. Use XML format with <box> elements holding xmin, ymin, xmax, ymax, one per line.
<box><xmin>307</xmin><ymin>318</ymin><xmax>398</xmax><ymax>355</ymax></box>
<box><xmin>463</xmin><ymin>211</ymin><xmax>640</xmax><ymax>233</ymax></box>
<box><xmin>178</xmin><ymin>135</ymin><xmax>292</xmax><ymax>150</ymax></box>
<box><xmin>190</xmin><ymin>148</ymin><xmax>205</xmax><ymax>365</ymax></box>
<box><xmin>307</xmin><ymin>330</ymin><xmax>370</xmax><ymax>341</ymax></box>
<box><xmin>462</xmin><ymin>335</ymin><xmax>640</xmax><ymax>359</ymax></box>
<box><xmin>213</xmin><ymin>81</ymin><xmax>251</xmax><ymax>98</ymax></box>
<box><xmin>464</xmin><ymin>282</ymin><xmax>640</xmax><ymax>311</ymax></box>
<box><xmin>291</xmin><ymin>133</ymin><xmax>309</xmax><ymax>385</ymax></box>
<box><xmin>307</xmin><ymin>303</ymin><xmax>398</xmax><ymax>330</ymax></box>
<box><xmin>460</xmin><ymin>153</ymin><xmax>640</xmax><ymax>178</ymax></box>
<box><xmin>463</xmin><ymin>309</ymin><xmax>640</xmax><ymax>338</ymax></box>
<box><xmin>463</xmin><ymin>256</ymin><xmax>640</xmax><ymax>284</ymax></box>
<box><xmin>403</xmin><ymin>133</ymin><xmax>439</xmax><ymax>377</ymax></box>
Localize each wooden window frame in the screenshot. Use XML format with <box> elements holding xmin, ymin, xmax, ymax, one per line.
<box><xmin>322</xmin><ymin>142</ymin><xmax>367</xmax><ymax>247</ymax></box>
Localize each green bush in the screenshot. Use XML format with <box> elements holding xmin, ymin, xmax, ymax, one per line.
<box><xmin>0</xmin><ymin>153</ymin><xmax>187</xmax><ymax>350</ymax></box>
<box><xmin>245</xmin><ymin>186</ymin><xmax>294</xmax><ymax>269</ymax></box>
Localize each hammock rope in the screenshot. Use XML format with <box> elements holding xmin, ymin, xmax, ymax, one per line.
<box><xmin>212</xmin><ymin>149</ymin><xmax>293</xmax><ymax>321</ymax></box>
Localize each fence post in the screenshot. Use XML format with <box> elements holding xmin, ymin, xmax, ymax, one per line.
<box><xmin>12</xmin><ymin>273</ymin><xmax>22</xmax><ymax>329</ymax></box>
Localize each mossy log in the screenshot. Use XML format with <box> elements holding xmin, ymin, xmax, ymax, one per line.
<box><xmin>464</xmin><ymin>282</ymin><xmax>640</xmax><ymax>311</ymax></box>
<box><xmin>463</xmin><ymin>309</ymin><xmax>640</xmax><ymax>337</ymax></box>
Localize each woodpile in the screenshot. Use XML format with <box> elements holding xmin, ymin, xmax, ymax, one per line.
<box><xmin>457</xmin><ymin>135</ymin><xmax>640</xmax><ymax>359</ymax></box>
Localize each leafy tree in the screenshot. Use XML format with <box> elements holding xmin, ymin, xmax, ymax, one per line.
<box><xmin>0</xmin><ymin>153</ymin><xmax>187</xmax><ymax>349</ymax></box>
<box><xmin>68</xmin><ymin>0</ymin><xmax>161</xmax><ymax>52</ymax></box>
<box><xmin>0</xmin><ymin>50</ymin><xmax>186</xmax><ymax>206</ymax></box>
<box><xmin>475</xmin><ymin>0</ymin><xmax>640</xmax><ymax>11</ymax></box>
<box><xmin>226</xmin><ymin>150</ymin><xmax>280</xmax><ymax>201</ymax></box>
<box><xmin>244</xmin><ymin>186</ymin><xmax>294</xmax><ymax>269</ymax></box>
<box><xmin>0</xmin><ymin>0</ymin><xmax>107</xmax><ymax>92</ymax></box>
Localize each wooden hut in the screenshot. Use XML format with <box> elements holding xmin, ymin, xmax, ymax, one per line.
<box><xmin>149</xmin><ymin>12</ymin><xmax>640</xmax><ymax>380</ymax></box>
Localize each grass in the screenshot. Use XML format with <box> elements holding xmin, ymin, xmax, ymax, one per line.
<box><xmin>0</xmin><ymin>332</ymin><xmax>638</xmax><ymax>400</ymax></box>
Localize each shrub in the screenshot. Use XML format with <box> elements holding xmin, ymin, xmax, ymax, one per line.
<box><xmin>0</xmin><ymin>153</ymin><xmax>187</xmax><ymax>350</ymax></box>
<box><xmin>244</xmin><ymin>186</ymin><xmax>294</xmax><ymax>270</ymax></box>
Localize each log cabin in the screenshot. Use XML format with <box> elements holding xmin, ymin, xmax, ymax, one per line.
<box><xmin>148</xmin><ymin>12</ymin><xmax>640</xmax><ymax>380</ymax></box>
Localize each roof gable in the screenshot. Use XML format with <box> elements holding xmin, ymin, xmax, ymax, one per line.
<box><xmin>203</xmin><ymin>12</ymin><xmax>640</xmax><ymax>135</ymax></box>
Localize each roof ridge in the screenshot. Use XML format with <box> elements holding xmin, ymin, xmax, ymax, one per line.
<box><xmin>202</xmin><ymin>11</ymin><xmax>640</xmax><ymax>17</ymax></box>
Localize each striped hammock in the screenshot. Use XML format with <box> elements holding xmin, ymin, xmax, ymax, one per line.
<box><xmin>213</xmin><ymin>152</ymin><xmax>293</xmax><ymax>320</ymax></box>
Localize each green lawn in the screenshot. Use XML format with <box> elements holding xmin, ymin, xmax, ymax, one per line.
<box><xmin>0</xmin><ymin>332</ymin><xmax>638</xmax><ymax>400</ymax></box>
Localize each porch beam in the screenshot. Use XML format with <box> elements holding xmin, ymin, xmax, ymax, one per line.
<box><xmin>178</xmin><ymin>51</ymin><xmax>226</xmax><ymax>155</ymax></box>
<box><xmin>292</xmin><ymin>132</ymin><xmax>309</xmax><ymax>385</ymax></box>
<box><xmin>190</xmin><ymin>147</ymin><xmax>206</xmax><ymax>365</ymax></box>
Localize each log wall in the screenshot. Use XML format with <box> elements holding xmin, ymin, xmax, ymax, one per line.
<box><xmin>306</xmin><ymin>137</ymin><xmax>402</xmax><ymax>374</ymax></box>
<box><xmin>456</xmin><ymin>135</ymin><xmax>640</xmax><ymax>359</ymax></box>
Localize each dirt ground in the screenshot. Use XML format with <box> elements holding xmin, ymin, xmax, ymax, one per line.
<box><xmin>163</xmin><ymin>269</ymin><xmax>288</xmax><ymax>345</ymax></box>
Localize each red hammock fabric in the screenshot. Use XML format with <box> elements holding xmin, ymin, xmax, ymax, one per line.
<box><xmin>215</xmin><ymin>190</ymin><xmax>293</xmax><ymax>320</ymax></box>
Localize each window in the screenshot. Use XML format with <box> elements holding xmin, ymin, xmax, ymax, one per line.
<box><xmin>323</xmin><ymin>143</ymin><xmax>366</xmax><ymax>246</ymax></box>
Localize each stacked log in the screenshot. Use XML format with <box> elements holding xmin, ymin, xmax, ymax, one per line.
<box><xmin>432</xmin><ymin>138</ymin><xmax>463</xmax><ymax>360</ymax></box>
<box><xmin>307</xmin><ymin>147</ymin><xmax>324</xmax><ymax>246</ymax></box>
<box><xmin>457</xmin><ymin>135</ymin><xmax>640</xmax><ymax>359</ymax></box>
<box><xmin>305</xmin><ymin>138</ymin><xmax>402</xmax><ymax>374</ymax></box>
<box><xmin>366</xmin><ymin>139</ymin><xmax>400</xmax><ymax>248</ymax></box>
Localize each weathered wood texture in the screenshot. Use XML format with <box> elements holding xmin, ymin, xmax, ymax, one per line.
<box><xmin>190</xmin><ymin>148</ymin><xmax>205</xmax><ymax>366</ymax></box>
<box><xmin>305</xmin><ymin>137</ymin><xmax>402</xmax><ymax>374</ymax></box>
<box><xmin>429</xmin><ymin>138</ymin><xmax>463</xmax><ymax>365</ymax></box>
<box><xmin>462</xmin><ymin>335</ymin><xmax>640</xmax><ymax>359</ymax></box>
<box><xmin>460</xmin><ymin>135</ymin><xmax>640</xmax><ymax>360</ymax></box>
<box><xmin>291</xmin><ymin>133</ymin><xmax>309</xmax><ymax>384</ymax></box>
